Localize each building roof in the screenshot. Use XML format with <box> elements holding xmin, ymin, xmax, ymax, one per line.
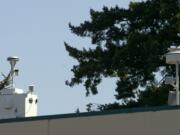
<box><xmin>0</xmin><ymin>105</ymin><xmax>180</xmax><ymax>124</ymax></box>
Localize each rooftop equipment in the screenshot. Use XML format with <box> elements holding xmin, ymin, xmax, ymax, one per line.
<box><xmin>166</xmin><ymin>48</ymin><xmax>180</xmax><ymax>105</ymax></box>
<box><xmin>0</xmin><ymin>56</ymin><xmax>38</xmax><ymax>119</ymax></box>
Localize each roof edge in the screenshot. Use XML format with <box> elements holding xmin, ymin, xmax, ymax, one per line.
<box><xmin>0</xmin><ymin>105</ymin><xmax>180</xmax><ymax>124</ymax></box>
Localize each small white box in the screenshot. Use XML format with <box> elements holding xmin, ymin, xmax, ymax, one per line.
<box><xmin>168</xmin><ymin>91</ymin><xmax>180</xmax><ymax>105</ymax></box>
<box><xmin>166</xmin><ymin>50</ymin><xmax>180</xmax><ymax>64</ymax></box>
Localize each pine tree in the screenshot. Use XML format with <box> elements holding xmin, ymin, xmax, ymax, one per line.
<box><xmin>65</xmin><ymin>0</ymin><xmax>180</xmax><ymax>107</ymax></box>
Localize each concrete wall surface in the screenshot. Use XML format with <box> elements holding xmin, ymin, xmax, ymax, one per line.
<box><xmin>0</xmin><ymin>106</ymin><xmax>180</xmax><ymax>135</ymax></box>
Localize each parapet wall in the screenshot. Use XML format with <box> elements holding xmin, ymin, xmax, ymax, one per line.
<box><xmin>0</xmin><ymin>106</ymin><xmax>180</xmax><ymax>135</ymax></box>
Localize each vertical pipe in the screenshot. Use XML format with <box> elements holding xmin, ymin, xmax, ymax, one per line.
<box><xmin>176</xmin><ymin>64</ymin><xmax>179</xmax><ymax>105</ymax></box>
<box><xmin>11</xmin><ymin>64</ymin><xmax>14</xmax><ymax>88</ymax></box>
<box><xmin>10</xmin><ymin>62</ymin><xmax>15</xmax><ymax>89</ymax></box>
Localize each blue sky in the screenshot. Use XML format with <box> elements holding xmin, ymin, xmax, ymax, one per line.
<box><xmin>0</xmin><ymin>0</ymin><xmax>140</xmax><ymax>115</ymax></box>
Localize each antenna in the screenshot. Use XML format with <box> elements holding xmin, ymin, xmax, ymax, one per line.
<box><xmin>7</xmin><ymin>56</ymin><xmax>19</xmax><ymax>88</ymax></box>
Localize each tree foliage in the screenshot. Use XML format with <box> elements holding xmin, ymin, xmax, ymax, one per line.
<box><xmin>65</xmin><ymin>0</ymin><xmax>180</xmax><ymax>107</ymax></box>
<box><xmin>85</xmin><ymin>84</ymin><xmax>173</xmax><ymax>112</ymax></box>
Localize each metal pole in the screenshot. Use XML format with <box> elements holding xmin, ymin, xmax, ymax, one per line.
<box><xmin>176</xmin><ymin>64</ymin><xmax>179</xmax><ymax>105</ymax></box>
<box><xmin>11</xmin><ymin>64</ymin><xmax>14</xmax><ymax>88</ymax></box>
